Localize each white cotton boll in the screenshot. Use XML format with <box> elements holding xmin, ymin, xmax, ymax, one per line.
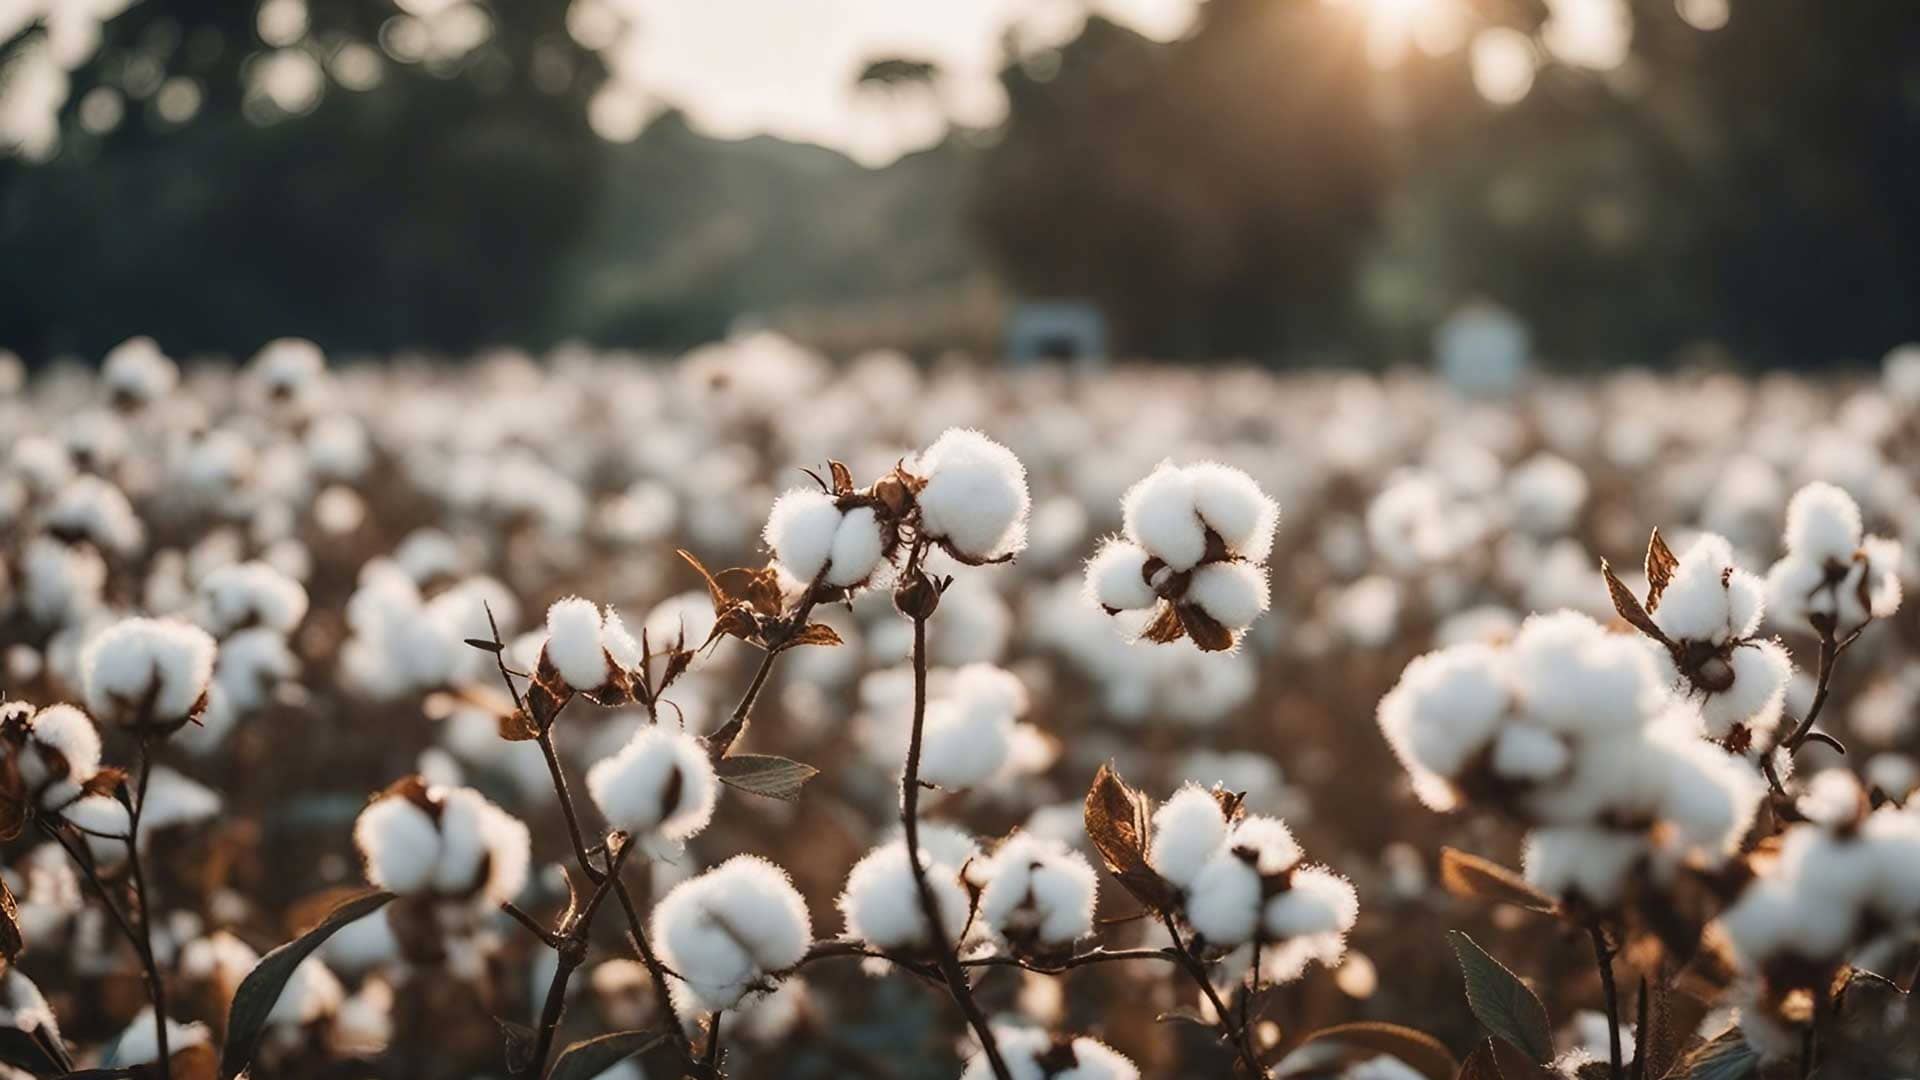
<box><xmin>1149</xmin><ymin>785</ymin><xmax>1230</xmax><ymax>889</ymax></box>
<box><xmin>545</xmin><ymin>597</ymin><xmax>610</xmax><ymax>691</ymax></box>
<box><xmin>1226</xmin><ymin>815</ymin><xmax>1302</xmax><ymax>875</ymax></box>
<box><xmin>826</xmin><ymin>506</ymin><xmax>887</xmax><ymax>587</ymax></box>
<box><xmin>1376</xmin><ymin>643</ymin><xmax>1511</xmax><ymax>798</ymax></box>
<box><xmin>1656</xmin><ymin>739</ymin><xmax>1765</xmax><ymax>855</ymax></box>
<box><xmin>1522</xmin><ymin>827</ymin><xmax>1646</xmax><ymax>908</ymax></box>
<box><xmin>644</xmin><ymin>590</ymin><xmax>718</xmax><ymax>653</ymax></box>
<box><xmin>267</xmin><ymin>956</ymin><xmax>345</xmax><ymax>1027</ymax></box>
<box><xmin>81</xmin><ymin>617</ymin><xmax>217</xmax><ymax>728</ymax></box>
<box><xmin>61</xmin><ymin>792</ymin><xmax>131</xmax><ymax>839</ymax></box>
<box><xmin>353</xmin><ymin>794</ymin><xmax>441</xmax><ymax>895</ymax></box>
<box><xmin>1264</xmin><ymin>867</ymin><xmax>1358</xmax><ymax>939</ymax></box>
<box><xmin>1509</xmin><ymin>611</ymin><xmax>1660</xmax><ymax>735</ymax></box>
<box><xmin>431</xmin><ymin>787</ymin><xmax>530</xmax><ymax>904</ymax></box>
<box><xmin>1186</xmin><ymin>853</ymin><xmax>1262</xmax><ymax>945</ymax></box>
<box><xmin>1186</xmin><ymin>561</ymin><xmax>1269</xmax><ymax>632</ymax></box>
<box><xmin>602</xmin><ymin>608</ymin><xmax>642</xmax><ymax>672</ymax></box>
<box><xmin>1698</xmin><ymin>641</ymin><xmax>1791</xmax><ymax>740</ymax></box>
<box><xmin>1718</xmin><ymin>879</ymin><xmax>1817</xmax><ymax>969</ymax></box>
<box><xmin>1186</xmin><ymin>462</ymin><xmax>1279</xmax><ymax>561</ymax></box>
<box><xmin>1651</xmin><ymin>534</ymin><xmax>1743</xmax><ymax>643</ymax></box>
<box><xmin>1057</xmin><ymin>1037</ymin><xmax>1141</xmax><ymax>1080</ymax></box>
<box><xmin>763</xmin><ymin>488</ymin><xmax>843</xmax><ymax>583</ymax></box>
<box><xmin>1782</xmin><ymin>482</ymin><xmax>1862</xmax><ymax>562</ymax></box>
<box><xmin>948</xmin><ymin>662</ymin><xmax>1028</xmax><ymax>719</ymax></box>
<box><xmin>20</xmin><ymin>536</ymin><xmax>106</xmax><ymax>625</ymax></box>
<box><xmin>967</xmin><ymin>1028</ymin><xmax>1139</xmax><ymax>1080</ymax></box>
<box><xmin>107</xmin><ymin>1007</ymin><xmax>211</xmax><ymax>1067</ymax></box>
<box><xmin>1084</xmin><ymin>538</ymin><xmax>1158</xmax><ymax>613</ymax></box>
<box><xmin>585</xmin><ymin>726</ymin><xmax>717</xmax><ymax>843</ymax></box>
<box><xmin>250</xmin><ymin>337</ymin><xmax>328</xmax><ymax>404</ymax></box>
<box><xmin>1794</xmin><ymin>770</ymin><xmax>1866</xmax><ymax>829</ymax></box>
<box><xmin>978</xmin><ymin>833</ymin><xmax>1098</xmax><ymax>947</ymax></box>
<box><xmin>1121</xmin><ymin>462</ymin><xmax>1205</xmax><ymax>571</ymax></box>
<box><xmin>101</xmin><ymin>337</ymin><xmax>178</xmax><ymax>404</ymax></box>
<box><xmin>838</xmin><ymin>842</ymin><xmax>970</xmax><ymax>950</ymax></box>
<box><xmin>1490</xmin><ymin>724</ymin><xmax>1570</xmax><ymax>781</ymax></box>
<box><xmin>1505</xmin><ymin>453</ymin><xmax>1588</xmax><ymax>536</ymax></box>
<box><xmin>20</xmin><ymin>704</ymin><xmax>102</xmax><ymax>807</ymax></box>
<box><xmin>653</xmin><ymin>856</ymin><xmax>810</xmax><ymax>1011</ymax></box>
<box><xmin>45</xmin><ymin>475</ymin><xmax>144</xmax><ymax>555</ymax></box>
<box><xmin>198</xmin><ymin>561</ymin><xmax>309</xmax><ymax>635</ymax></box>
<box><xmin>1524</xmin><ymin>732</ymin><xmax>1668</xmax><ymax>826</ymax></box>
<box><xmin>917</xmin><ymin>698</ymin><xmax>1013</xmax><ymax>790</ymax></box>
<box><xmin>1764</xmin><ymin>555</ymin><xmax>1826</xmax><ymax>631</ymax></box>
<box><xmin>913</xmin><ymin>428</ymin><xmax>1030</xmax><ymax>561</ymax></box>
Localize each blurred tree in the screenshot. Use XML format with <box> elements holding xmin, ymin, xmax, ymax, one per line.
<box><xmin>0</xmin><ymin>0</ymin><xmax>609</xmax><ymax>360</ymax></box>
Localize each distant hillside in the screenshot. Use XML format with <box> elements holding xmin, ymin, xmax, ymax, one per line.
<box><xmin>548</xmin><ymin>111</ymin><xmax>993</xmax><ymax>351</ymax></box>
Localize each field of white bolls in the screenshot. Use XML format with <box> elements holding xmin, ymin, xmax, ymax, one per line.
<box><xmin>0</xmin><ymin>335</ymin><xmax>1917</xmax><ymax>1078</ymax></box>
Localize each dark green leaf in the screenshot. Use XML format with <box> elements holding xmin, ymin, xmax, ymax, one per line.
<box><xmin>221</xmin><ymin>890</ymin><xmax>397</xmax><ymax>1080</ymax></box>
<box><xmin>546</xmin><ymin>1029</ymin><xmax>673</xmax><ymax>1080</ymax></box>
<box><xmin>1675</xmin><ymin>1027</ymin><xmax>1759</xmax><ymax>1080</ymax></box>
<box><xmin>715</xmin><ymin>754</ymin><xmax>819</xmax><ymax>801</ymax></box>
<box><xmin>0</xmin><ymin>1021</ymin><xmax>69</xmax><ymax>1075</ymax></box>
<box><xmin>497</xmin><ymin>1017</ymin><xmax>538</xmax><ymax>1076</ymax></box>
<box><xmin>1448</xmin><ymin>930</ymin><xmax>1554</xmax><ymax>1064</ymax></box>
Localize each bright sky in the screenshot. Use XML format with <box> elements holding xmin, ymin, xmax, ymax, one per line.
<box><xmin>586</xmin><ymin>0</ymin><xmax>1201</xmax><ymax>164</ymax></box>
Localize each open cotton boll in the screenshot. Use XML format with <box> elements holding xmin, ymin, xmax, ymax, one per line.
<box><xmin>1186</xmin><ymin>462</ymin><xmax>1280</xmax><ymax>560</ymax></box>
<box><xmin>1490</xmin><ymin>723</ymin><xmax>1570</xmax><ymax>781</ymax></box>
<box><xmin>1376</xmin><ymin>643</ymin><xmax>1512</xmax><ymax>799</ymax></box>
<box><xmin>20</xmin><ymin>536</ymin><xmax>107</xmax><ymax>625</ymax></box>
<box><xmin>1186</xmin><ymin>561</ymin><xmax>1269</xmax><ymax>631</ymax></box>
<box><xmin>838</xmin><ymin>842</ymin><xmax>971</xmax><ymax>950</ymax></box>
<box><xmin>1085</xmin><ymin>537</ymin><xmax>1157</xmax><ymax>613</ymax></box>
<box><xmin>825</xmin><ymin>506</ymin><xmax>887</xmax><ymax>587</ymax></box>
<box><xmin>978</xmin><ymin>832</ymin><xmax>1098</xmax><ymax>947</ymax></box>
<box><xmin>61</xmin><ymin>792</ymin><xmax>131</xmax><ymax>839</ymax></box>
<box><xmin>1226</xmin><ymin>815</ymin><xmax>1303</xmax><ymax>875</ymax></box>
<box><xmin>250</xmin><ymin>337</ymin><xmax>329</xmax><ymax>404</ymax></box>
<box><xmin>1522</xmin><ymin>826</ymin><xmax>1647</xmax><ymax>908</ymax></box>
<box><xmin>45</xmin><ymin>475</ymin><xmax>144</xmax><ymax>555</ymax></box>
<box><xmin>1263</xmin><ymin>866</ymin><xmax>1358</xmax><ymax>940</ymax></box>
<box><xmin>16</xmin><ymin>704</ymin><xmax>102</xmax><ymax>808</ymax></box>
<box><xmin>107</xmin><ymin>1007</ymin><xmax>211</xmax><ymax>1067</ymax></box>
<box><xmin>1695</xmin><ymin>641</ymin><xmax>1791</xmax><ymax>740</ymax></box>
<box><xmin>101</xmin><ymin>336</ymin><xmax>178</xmax><ymax>404</ymax></box>
<box><xmin>431</xmin><ymin>786</ymin><xmax>531</xmax><ymax>904</ymax></box>
<box><xmin>545</xmin><ymin>596</ymin><xmax>612</xmax><ymax>690</ymax></box>
<box><xmin>1652</xmin><ymin>535</ymin><xmax>1756</xmax><ymax>643</ymax></box>
<box><xmin>1148</xmin><ymin>785</ymin><xmax>1230</xmax><ymax>889</ymax></box>
<box><xmin>913</xmin><ymin>428</ymin><xmax>1030</xmax><ymax>562</ymax></box>
<box><xmin>81</xmin><ymin>617</ymin><xmax>217</xmax><ymax>729</ymax></box>
<box><xmin>1654</xmin><ymin>737</ymin><xmax>1765</xmax><ymax>856</ymax></box>
<box><xmin>1508</xmin><ymin>611</ymin><xmax>1660</xmax><ymax>735</ymax></box>
<box><xmin>353</xmin><ymin>793</ymin><xmax>443</xmax><ymax>895</ymax></box>
<box><xmin>1185</xmin><ymin>852</ymin><xmax>1262</xmax><ymax>945</ymax></box>
<box><xmin>1121</xmin><ymin>462</ymin><xmax>1206</xmax><ymax>571</ymax></box>
<box><xmin>1504</xmin><ymin>453</ymin><xmax>1588</xmax><ymax>536</ymax></box>
<box><xmin>1782</xmin><ymin>481</ymin><xmax>1863</xmax><ymax>562</ymax></box>
<box><xmin>198</xmin><ymin>561</ymin><xmax>309</xmax><ymax>635</ymax></box>
<box><xmin>918</xmin><ymin>698</ymin><xmax>1014</xmax><ymax>790</ymax></box>
<box><xmin>652</xmin><ymin>856</ymin><xmax>811</xmax><ymax>1012</ymax></box>
<box><xmin>586</xmin><ymin>726</ymin><xmax>717</xmax><ymax>846</ymax></box>
<box><xmin>967</xmin><ymin>1028</ymin><xmax>1140</xmax><ymax>1080</ymax></box>
<box><xmin>763</xmin><ymin>488</ymin><xmax>843</xmax><ymax>583</ymax></box>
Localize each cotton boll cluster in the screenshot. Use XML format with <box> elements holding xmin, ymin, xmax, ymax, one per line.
<box><xmin>1504</xmin><ymin>453</ymin><xmax>1588</xmax><ymax>536</ymax></box>
<box><xmin>650</xmin><ymin>855</ymin><xmax>811</xmax><ymax>1013</ymax></box>
<box><xmin>338</xmin><ymin>566</ymin><xmax>517</xmax><ymax>698</ymax></box>
<box><xmin>585</xmin><ymin>725</ymin><xmax>717</xmax><ymax>856</ymax></box>
<box><xmin>43</xmin><ymin>475</ymin><xmax>144</xmax><ymax>556</ymax></box>
<box><xmin>839</xmin><ymin>826</ymin><xmax>979</xmax><ymax>953</ymax></box>
<box><xmin>0</xmin><ymin>701</ymin><xmax>103</xmax><ymax>811</ymax></box>
<box><xmin>762</xmin><ymin>488</ymin><xmax>891</xmax><ymax>589</ymax></box>
<box><xmin>80</xmin><ymin>617</ymin><xmax>217</xmax><ymax>733</ymax></box>
<box><xmin>352</xmin><ymin>777</ymin><xmax>531</xmax><ymax>911</ymax></box>
<box><xmin>249</xmin><ymin>337</ymin><xmax>330</xmax><ymax>409</ymax></box>
<box><xmin>1378</xmin><ymin>611</ymin><xmax>1765</xmax><ymax>910</ymax></box>
<box><xmin>1087</xmin><ymin>462</ymin><xmax>1277</xmax><ymax>651</ymax></box>
<box><xmin>1715</xmin><ymin>772</ymin><xmax>1920</xmax><ymax>1057</ymax></box>
<box><xmin>195</xmin><ymin>560</ymin><xmax>309</xmax><ymax>635</ymax></box>
<box><xmin>910</xmin><ymin>429</ymin><xmax>1032</xmax><ymax>564</ymax></box>
<box><xmin>1641</xmin><ymin>534</ymin><xmax>1793</xmax><ymax>750</ymax></box>
<box><xmin>964</xmin><ymin>1026</ymin><xmax>1140</xmax><ymax>1080</ymax></box>
<box><xmin>1765</xmin><ymin>482</ymin><xmax>1903</xmax><ymax>637</ymax></box>
<box><xmin>976</xmin><ymin>832</ymin><xmax>1098</xmax><ymax>953</ymax></box>
<box><xmin>1146</xmin><ymin>787</ymin><xmax>1357</xmax><ymax>980</ymax></box>
<box><xmin>541</xmin><ymin>596</ymin><xmax>642</xmax><ymax>695</ymax></box>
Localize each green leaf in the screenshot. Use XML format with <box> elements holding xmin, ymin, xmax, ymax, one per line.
<box><xmin>0</xmin><ymin>1021</ymin><xmax>70</xmax><ymax>1076</ymax></box>
<box><xmin>715</xmin><ymin>753</ymin><xmax>819</xmax><ymax>801</ymax></box>
<box><xmin>546</xmin><ymin>1029</ymin><xmax>674</xmax><ymax>1080</ymax></box>
<box><xmin>221</xmin><ymin>890</ymin><xmax>397</xmax><ymax>1080</ymax></box>
<box><xmin>1447</xmin><ymin>930</ymin><xmax>1554</xmax><ymax>1064</ymax></box>
<box><xmin>1677</xmin><ymin>1028</ymin><xmax>1759</xmax><ymax>1080</ymax></box>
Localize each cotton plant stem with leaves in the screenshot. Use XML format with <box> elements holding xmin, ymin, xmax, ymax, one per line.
<box><xmin>1588</xmin><ymin>920</ymin><xmax>1623</xmax><ymax>1080</ymax></box>
<box><xmin>708</xmin><ymin>588</ymin><xmax>822</xmax><ymax>759</ymax></box>
<box><xmin>1158</xmin><ymin>911</ymin><xmax>1266</xmax><ymax>1077</ymax></box>
<box><xmin>36</xmin><ymin>818</ymin><xmax>161</xmax><ymax>1036</ymax></box>
<box><xmin>900</xmin><ymin>588</ymin><xmax>1015</xmax><ymax>1080</ymax></box>
<box><xmin>521</xmin><ymin>834</ymin><xmax>635</xmax><ymax>1080</ymax></box>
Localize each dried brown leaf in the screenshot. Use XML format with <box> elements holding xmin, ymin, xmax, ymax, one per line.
<box><xmin>1646</xmin><ymin>528</ymin><xmax>1680</xmax><ymax>612</ymax></box>
<box><xmin>1603</xmin><ymin>558</ymin><xmax>1673</xmax><ymax>648</ymax></box>
<box><xmin>786</xmin><ymin>622</ymin><xmax>844</xmax><ymax>649</ymax></box>
<box><xmin>1177</xmin><ymin>603</ymin><xmax>1236</xmax><ymax>653</ymax></box>
<box><xmin>1139</xmin><ymin>603</ymin><xmax>1187</xmax><ymax>645</ymax></box>
<box><xmin>1438</xmin><ymin>847</ymin><xmax>1559</xmax><ymax>915</ymax></box>
<box><xmin>1083</xmin><ymin>764</ymin><xmax>1176</xmax><ymax>912</ymax></box>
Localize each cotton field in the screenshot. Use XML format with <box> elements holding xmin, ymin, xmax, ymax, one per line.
<box><xmin>3</xmin><ymin>335</ymin><xmax>1920</xmax><ymax>1080</ymax></box>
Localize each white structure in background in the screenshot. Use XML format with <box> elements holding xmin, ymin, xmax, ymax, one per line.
<box><xmin>1005</xmin><ymin>300</ymin><xmax>1108</xmax><ymax>368</ymax></box>
<box><xmin>1434</xmin><ymin>300</ymin><xmax>1530</xmax><ymax>398</ymax></box>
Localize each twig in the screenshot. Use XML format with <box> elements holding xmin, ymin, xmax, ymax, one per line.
<box><xmin>1158</xmin><ymin>912</ymin><xmax>1266</xmax><ymax>1077</ymax></box>
<box><xmin>1783</xmin><ymin>625</ymin><xmax>1861</xmax><ymax>752</ymax></box>
<box><xmin>899</xmin><ymin>566</ymin><xmax>1014</xmax><ymax>1080</ymax></box>
<box><xmin>959</xmin><ymin>947</ymin><xmax>1177</xmax><ymax>975</ymax></box>
<box><xmin>707</xmin><ymin>587</ymin><xmax>823</xmax><ymax>759</ymax></box>
<box><xmin>125</xmin><ymin>737</ymin><xmax>171</xmax><ymax>1069</ymax></box>
<box><xmin>1589</xmin><ymin>919</ymin><xmax>1623</xmax><ymax>1080</ymax></box>
<box><xmin>522</xmin><ymin>836</ymin><xmax>635</xmax><ymax>1080</ymax></box>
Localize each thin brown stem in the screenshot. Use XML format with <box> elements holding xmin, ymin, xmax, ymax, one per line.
<box><xmin>708</xmin><ymin>587</ymin><xmax>822</xmax><ymax>759</ymax></box>
<box><xmin>1159</xmin><ymin>912</ymin><xmax>1265</xmax><ymax>1077</ymax></box>
<box><xmin>959</xmin><ymin>947</ymin><xmax>1178</xmax><ymax>975</ymax></box>
<box><xmin>900</xmin><ymin>585</ymin><xmax>1013</xmax><ymax>1080</ymax></box>
<box><xmin>522</xmin><ymin>837</ymin><xmax>636</xmax><ymax>1080</ymax></box>
<box><xmin>1589</xmin><ymin>920</ymin><xmax>1623</xmax><ymax>1080</ymax></box>
<box><xmin>125</xmin><ymin>738</ymin><xmax>170</xmax><ymax>1069</ymax></box>
<box><xmin>1784</xmin><ymin>626</ymin><xmax>1860</xmax><ymax>752</ymax></box>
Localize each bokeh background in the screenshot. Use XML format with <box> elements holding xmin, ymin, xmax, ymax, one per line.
<box><xmin>2</xmin><ymin>0</ymin><xmax>1917</xmax><ymax>367</ymax></box>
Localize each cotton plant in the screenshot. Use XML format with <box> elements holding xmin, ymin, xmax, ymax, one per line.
<box><xmin>1085</xmin><ymin>461</ymin><xmax>1279</xmax><ymax>651</ymax></box>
